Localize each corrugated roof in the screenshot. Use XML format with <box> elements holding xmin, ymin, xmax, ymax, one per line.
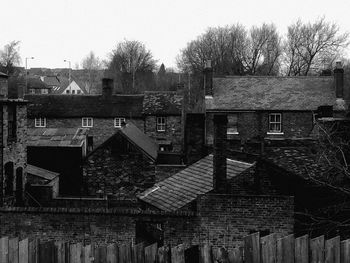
<box><xmin>119</xmin><ymin>122</ymin><xmax>158</xmax><ymax>160</ymax></box>
<box><xmin>143</xmin><ymin>91</ymin><xmax>183</xmax><ymax>115</ymax></box>
<box><xmin>206</xmin><ymin>76</ymin><xmax>340</xmax><ymax>111</ymax></box>
<box><xmin>138</xmin><ymin>155</ymin><xmax>254</xmax><ymax>211</ymax></box>
<box><xmin>27</xmin><ymin>164</ymin><xmax>59</xmax><ymax>181</ymax></box>
<box><xmin>25</xmin><ymin>94</ymin><xmax>144</xmax><ymax>118</ymax></box>
<box><xmin>27</xmin><ymin>128</ymin><xmax>88</xmax><ymax>147</ymax></box>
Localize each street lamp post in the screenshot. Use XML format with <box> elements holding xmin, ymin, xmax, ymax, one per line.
<box><xmin>25</xmin><ymin>57</ymin><xmax>34</xmax><ymax>92</ymax></box>
<box><xmin>64</xmin><ymin>60</ymin><xmax>71</xmax><ymax>93</ymax></box>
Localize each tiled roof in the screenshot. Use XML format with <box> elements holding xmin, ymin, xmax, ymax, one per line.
<box><xmin>119</xmin><ymin>122</ymin><xmax>158</xmax><ymax>160</ymax></box>
<box><xmin>25</xmin><ymin>94</ymin><xmax>144</xmax><ymax>118</ymax></box>
<box><xmin>42</xmin><ymin>76</ymin><xmax>60</xmax><ymax>86</ymax></box>
<box><xmin>138</xmin><ymin>155</ymin><xmax>254</xmax><ymax>211</ymax></box>
<box><xmin>206</xmin><ymin>76</ymin><xmax>339</xmax><ymax>111</ymax></box>
<box><xmin>143</xmin><ymin>91</ymin><xmax>183</xmax><ymax>115</ymax></box>
<box><xmin>27</xmin><ymin>128</ymin><xmax>88</xmax><ymax>147</ymax></box>
<box><xmin>27</xmin><ymin>164</ymin><xmax>59</xmax><ymax>181</ymax></box>
<box><xmin>27</xmin><ymin>76</ymin><xmax>49</xmax><ymax>89</ymax></box>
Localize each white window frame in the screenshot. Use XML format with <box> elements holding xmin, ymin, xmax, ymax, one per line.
<box><xmin>41</xmin><ymin>89</ymin><xmax>48</xmax><ymax>94</ymax></box>
<box><xmin>156</xmin><ymin>117</ymin><xmax>166</xmax><ymax>132</ymax></box>
<box><xmin>35</xmin><ymin>118</ymin><xmax>46</xmax><ymax>128</ymax></box>
<box><xmin>114</xmin><ymin>117</ymin><xmax>126</xmax><ymax>128</ymax></box>
<box><xmin>268</xmin><ymin>113</ymin><xmax>283</xmax><ymax>134</ymax></box>
<box><xmin>82</xmin><ymin>117</ymin><xmax>93</xmax><ymax>127</ymax></box>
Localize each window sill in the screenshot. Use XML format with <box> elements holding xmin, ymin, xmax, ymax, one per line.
<box><xmin>227</xmin><ymin>132</ymin><xmax>239</xmax><ymax>135</ymax></box>
<box><xmin>266</xmin><ymin>132</ymin><xmax>284</xmax><ymax>135</ymax></box>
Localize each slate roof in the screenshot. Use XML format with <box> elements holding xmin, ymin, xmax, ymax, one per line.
<box><xmin>27</xmin><ymin>164</ymin><xmax>59</xmax><ymax>181</ymax></box>
<box><xmin>138</xmin><ymin>155</ymin><xmax>254</xmax><ymax>211</ymax></box>
<box><xmin>42</xmin><ymin>76</ymin><xmax>60</xmax><ymax>86</ymax></box>
<box><xmin>25</xmin><ymin>94</ymin><xmax>144</xmax><ymax>118</ymax></box>
<box><xmin>119</xmin><ymin>122</ymin><xmax>158</xmax><ymax>160</ymax></box>
<box><xmin>206</xmin><ymin>76</ymin><xmax>339</xmax><ymax>111</ymax></box>
<box><xmin>143</xmin><ymin>91</ymin><xmax>183</xmax><ymax>115</ymax></box>
<box><xmin>27</xmin><ymin>128</ymin><xmax>88</xmax><ymax>147</ymax></box>
<box><xmin>27</xmin><ymin>76</ymin><xmax>49</xmax><ymax>89</ymax></box>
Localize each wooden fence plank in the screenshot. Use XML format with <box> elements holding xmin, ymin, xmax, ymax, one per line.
<box><xmin>119</xmin><ymin>243</ymin><xmax>132</xmax><ymax>263</ymax></box>
<box><xmin>244</xmin><ymin>232</ymin><xmax>260</xmax><ymax>263</ymax></box>
<box><xmin>107</xmin><ymin>243</ymin><xmax>117</xmax><ymax>263</ymax></box>
<box><xmin>341</xmin><ymin>239</ymin><xmax>350</xmax><ymax>263</ymax></box>
<box><xmin>277</xmin><ymin>234</ymin><xmax>294</xmax><ymax>263</ymax></box>
<box><xmin>55</xmin><ymin>241</ymin><xmax>66</xmax><ymax>263</ymax></box>
<box><xmin>19</xmin><ymin>239</ymin><xmax>29</xmax><ymax>263</ymax></box>
<box><xmin>171</xmin><ymin>244</ymin><xmax>185</xmax><ymax>263</ymax></box>
<box><xmin>200</xmin><ymin>244</ymin><xmax>212</xmax><ymax>263</ymax></box>
<box><xmin>28</xmin><ymin>239</ymin><xmax>38</xmax><ymax>263</ymax></box>
<box><xmin>97</xmin><ymin>245</ymin><xmax>107</xmax><ymax>263</ymax></box>
<box><xmin>325</xmin><ymin>236</ymin><xmax>340</xmax><ymax>263</ymax></box>
<box><xmin>133</xmin><ymin>243</ymin><xmax>144</xmax><ymax>263</ymax></box>
<box><xmin>145</xmin><ymin>243</ymin><xmax>158</xmax><ymax>263</ymax></box>
<box><xmin>215</xmin><ymin>247</ymin><xmax>229</xmax><ymax>263</ymax></box>
<box><xmin>295</xmin><ymin>235</ymin><xmax>308</xmax><ymax>263</ymax></box>
<box><xmin>261</xmin><ymin>234</ymin><xmax>277</xmax><ymax>263</ymax></box>
<box><xmin>228</xmin><ymin>248</ymin><xmax>242</xmax><ymax>263</ymax></box>
<box><xmin>70</xmin><ymin>243</ymin><xmax>83</xmax><ymax>263</ymax></box>
<box><xmin>9</xmin><ymin>237</ymin><xmax>19</xmax><ymax>263</ymax></box>
<box><xmin>1</xmin><ymin>237</ymin><xmax>9</xmax><ymax>263</ymax></box>
<box><xmin>157</xmin><ymin>246</ymin><xmax>170</xmax><ymax>263</ymax></box>
<box><xmin>83</xmin><ymin>244</ymin><xmax>92</xmax><ymax>263</ymax></box>
<box><xmin>39</xmin><ymin>241</ymin><xmax>54</xmax><ymax>263</ymax></box>
<box><xmin>311</xmin><ymin>236</ymin><xmax>325</xmax><ymax>263</ymax></box>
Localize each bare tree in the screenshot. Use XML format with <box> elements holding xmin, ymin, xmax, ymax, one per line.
<box><xmin>283</xmin><ymin>17</ymin><xmax>349</xmax><ymax>76</ymax></box>
<box><xmin>107</xmin><ymin>40</ymin><xmax>156</xmax><ymax>93</ymax></box>
<box><xmin>0</xmin><ymin>41</ymin><xmax>21</xmax><ymax>75</ymax></box>
<box><xmin>81</xmin><ymin>51</ymin><xmax>103</xmax><ymax>94</ymax></box>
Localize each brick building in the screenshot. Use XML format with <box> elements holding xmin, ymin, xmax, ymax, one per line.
<box><xmin>204</xmin><ymin>62</ymin><xmax>349</xmax><ymax>148</ymax></box>
<box><xmin>0</xmin><ymin>72</ymin><xmax>28</xmax><ymax>207</ymax></box>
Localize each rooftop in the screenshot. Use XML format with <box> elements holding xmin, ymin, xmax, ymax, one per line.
<box><xmin>138</xmin><ymin>155</ymin><xmax>254</xmax><ymax>211</ymax></box>
<box><xmin>27</xmin><ymin>164</ymin><xmax>59</xmax><ymax>181</ymax></box>
<box><xmin>27</xmin><ymin>128</ymin><xmax>88</xmax><ymax>147</ymax></box>
<box><xmin>206</xmin><ymin>76</ymin><xmax>341</xmax><ymax>111</ymax></box>
<box><xmin>143</xmin><ymin>91</ymin><xmax>183</xmax><ymax>115</ymax></box>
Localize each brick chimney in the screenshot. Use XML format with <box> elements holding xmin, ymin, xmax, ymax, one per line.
<box><xmin>334</xmin><ymin>61</ymin><xmax>344</xmax><ymax>99</ymax></box>
<box><xmin>213</xmin><ymin>114</ymin><xmax>227</xmax><ymax>193</ymax></box>
<box><xmin>102</xmin><ymin>78</ymin><xmax>113</xmax><ymax>98</ymax></box>
<box><xmin>203</xmin><ymin>60</ymin><xmax>213</xmax><ymax>97</ymax></box>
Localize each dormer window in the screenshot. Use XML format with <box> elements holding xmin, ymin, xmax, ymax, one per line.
<box><xmin>82</xmin><ymin>117</ymin><xmax>93</xmax><ymax>127</ymax></box>
<box><xmin>35</xmin><ymin>118</ymin><xmax>46</xmax><ymax>128</ymax></box>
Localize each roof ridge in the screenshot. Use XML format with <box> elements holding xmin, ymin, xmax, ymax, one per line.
<box><xmin>216</xmin><ymin>75</ymin><xmax>334</xmax><ymax>79</ymax></box>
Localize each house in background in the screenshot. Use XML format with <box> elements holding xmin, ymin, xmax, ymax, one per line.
<box><xmin>0</xmin><ymin>72</ymin><xmax>28</xmax><ymax>207</ymax></box>
<box><xmin>204</xmin><ymin>61</ymin><xmax>349</xmax><ymax>149</ymax></box>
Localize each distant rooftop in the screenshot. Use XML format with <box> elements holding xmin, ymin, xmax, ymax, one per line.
<box><xmin>143</xmin><ymin>91</ymin><xmax>183</xmax><ymax>115</ymax></box>
<box><xmin>138</xmin><ymin>155</ymin><xmax>254</xmax><ymax>211</ymax></box>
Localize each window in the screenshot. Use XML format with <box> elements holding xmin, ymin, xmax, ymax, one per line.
<box><xmin>82</xmin><ymin>117</ymin><xmax>93</xmax><ymax>127</ymax></box>
<box><xmin>35</xmin><ymin>118</ymin><xmax>46</xmax><ymax>127</ymax></box>
<box><xmin>156</xmin><ymin>117</ymin><xmax>166</xmax><ymax>132</ymax></box>
<box><xmin>29</xmin><ymin>89</ymin><xmax>35</xmax><ymax>94</ymax></box>
<box><xmin>227</xmin><ymin>114</ymin><xmax>238</xmax><ymax>134</ymax></box>
<box><xmin>41</xmin><ymin>89</ymin><xmax>48</xmax><ymax>94</ymax></box>
<box><xmin>114</xmin><ymin>117</ymin><xmax>126</xmax><ymax>128</ymax></box>
<box><xmin>66</xmin><ymin>90</ymin><xmax>70</xmax><ymax>94</ymax></box>
<box><xmin>268</xmin><ymin>113</ymin><xmax>282</xmax><ymax>133</ymax></box>
<box><xmin>72</xmin><ymin>90</ymin><xmax>75</xmax><ymax>94</ymax></box>
<box><xmin>7</xmin><ymin>104</ymin><xmax>16</xmax><ymax>142</ymax></box>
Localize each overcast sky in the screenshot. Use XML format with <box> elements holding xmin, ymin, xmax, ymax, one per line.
<box><xmin>2</xmin><ymin>0</ymin><xmax>350</xmax><ymax>70</ymax></box>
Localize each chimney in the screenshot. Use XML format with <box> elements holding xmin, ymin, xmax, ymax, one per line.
<box><xmin>213</xmin><ymin>114</ymin><xmax>227</xmax><ymax>193</ymax></box>
<box><xmin>0</xmin><ymin>72</ymin><xmax>8</xmax><ymax>98</ymax></box>
<box><xmin>203</xmin><ymin>60</ymin><xmax>213</xmax><ymax>97</ymax></box>
<box><xmin>334</xmin><ymin>61</ymin><xmax>344</xmax><ymax>99</ymax></box>
<box><xmin>102</xmin><ymin>78</ymin><xmax>113</xmax><ymax>98</ymax></box>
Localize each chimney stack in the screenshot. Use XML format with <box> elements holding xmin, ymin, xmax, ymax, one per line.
<box><xmin>213</xmin><ymin>114</ymin><xmax>227</xmax><ymax>193</ymax></box>
<box><xmin>203</xmin><ymin>60</ymin><xmax>213</xmax><ymax>97</ymax></box>
<box><xmin>102</xmin><ymin>78</ymin><xmax>113</xmax><ymax>98</ymax></box>
<box><xmin>0</xmin><ymin>72</ymin><xmax>8</xmax><ymax>98</ymax></box>
<box><xmin>334</xmin><ymin>61</ymin><xmax>344</xmax><ymax>99</ymax></box>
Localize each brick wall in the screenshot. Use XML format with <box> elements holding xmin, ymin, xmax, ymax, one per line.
<box><xmin>144</xmin><ymin>116</ymin><xmax>183</xmax><ymax>153</ymax></box>
<box><xmin>0</xmin><ymin>194</ymin><xmax>293</xmax><ymax>249</ymax></box>
<box><xmin>28</xmin><ymin>117</ymin><xmax>144</xmax><ymax>148</ymax></box>
<box><xmin>206</xmin><ymin>111</ymin><xmax>314</xmax><ymax>144</ymax></box>
<box><xmin>82</xmin><ymin>134</ymin><xmax>156</xmax><ymax>198</ymax></box>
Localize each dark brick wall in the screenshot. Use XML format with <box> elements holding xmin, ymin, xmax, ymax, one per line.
<box><xmin>0</xmin><ymin>194</ymin><xmax>293</xmax><ymax>249</ymax></box>
<box><xmin>82</xmin><ymin>134</ymin><xmax>156</xmax><ymax>198</ymax></box>
<box><xmin>206</xmin><ymin>111</ymin><xmax>314</xmax><ymax>144</ymax></box>
<box><xmin>144</xmin><ymin>116</ymin><xmax>183</xmax><ymax>153</ymax></box>
<box><xmin>27</xmin><ymin>117</ymin><xmax>144</xmax><ymax>148</ymax></box>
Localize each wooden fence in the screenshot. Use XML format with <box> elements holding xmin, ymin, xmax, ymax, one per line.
<box><xmin>1</xmin><ymin>232</ymin><xmax>350</xmax><ymax>262</ymax></box>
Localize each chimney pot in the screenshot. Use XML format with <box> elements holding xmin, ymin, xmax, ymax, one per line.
<box><xmin>336</xmin><ymin>61</ymin><xmax>342</xmax><ymax>69</ymax></box>
<box><xmin>102</xmin><ymin>78</ymin><xmax>113</xmax><ymax>98</ymax></box>
<box><xmin>334</xmin><ymin>61</ymin><xmax>344</xmax><ymax>99</ymax></box>
<box><xmin>205</xmin><ymin>60</ymin><xmax>212</xmax><ymax>69</ymax></box>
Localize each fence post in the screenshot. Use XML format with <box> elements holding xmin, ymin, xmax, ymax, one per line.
<box><xmin>325</xmin><ymin>236</ymin><xmax>340</xmax><ymax>263</ymax></box>
<box><xmin>132</xmin><ymin>242</ymin><xmax>144</xmax><ymax>263</ymax></box>
<box><xmin>1</xmin><ymin>237</ymin><xmax>9</xmax><ymax>263</ymax></box>
<box><xmin>277</xmin><ymin>234</ymin><xmax>294</xmax><ymax>263</ymax></box>
<box><xmin>19</xmin><ymin>239</ymin><xmax>29</xmax><ymax>263</ymax></box>
<box><xmin>145</xmin><ymin>243</ymin><xmax>157</xmax><ymax>263</ymax></box>
<box><xmin>261</xmin><ymin>233</ymin><xmax>277</xmax><ymax>263</ymax></box>
<box><xmin>295</xmin><ymin>235</ymin><xmax>308</xmax><ymax>263</ymax></box>
<box><xmin>106</xmin><ymin>243</ymin><xmax>117</xmax><ymax>263</ymax></box>
<box><xmin>171</xmin><ymin>244</ymin><xmax>185</xmax><ymax>263</ymax></box>
<box><xmin>200</xmin><ymin>244</ymin><xmax>212</xmax><ymax>263</ymax></box>
<box><xmin>340</xmin><ymin>239</ymin><xmax>350</xmax><ymax>263</ymax></box>
<box><xmin>244</xmin><ymin>232</ymin><xmax>260</xmax><ymax>263</ymax></box>
<box><xmin>9</xmin><ymin>237</ymin><xmax>19</xmax><ymax>263</ymax></box>
<box><xmin>311</xmin><ymin>236</ymin><xmax>325</xmax><ymax>263</ymax></box>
